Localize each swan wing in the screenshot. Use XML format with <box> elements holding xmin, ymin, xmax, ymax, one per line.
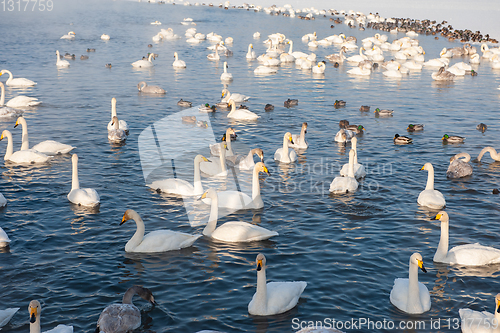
<box><xmin>67</xmin><ymin>188</ymin><xmax>100</xmax><ymax>207</ymax></box>
<box><xmin>0</xmin><ymin>308</ymin><xmax>19</xmax><ymax>328</ymax></box>
<box><xmin>134</xmin><ymin>230</ymin><xmax>201</xmax><ymax>252</ymax></box>
<box><xmin>265</xmin><ymin>281</ymin><xmax>307</xmax><ymax>315</ymax></box>
<box><xmin>6</xmin><ymin>96</ymin><xmax>41</xmax><ymax>107</ymax></box>
<box><xmin>44</xmin><ymin>324</ymin><xmax>74</xmax><ymax>333</ymax></box>
<box><xmin>216</xmin><ymin>191</ymin><xmax>253</xmax><ymax>209</ymax></box>
<box><xmin>147</xmin><ymin>178</ymin><xmax>195</xmax><ymax>196</ymax></box>
<box><xmin>417</xmin><ymin>190</ymin><xmax>446</xmax><ymax>209</ymax></box>
<box><xmin>9</xmin><ymin>149</ymin><xmax>50</xmax><ymax>164</ymax></box>
<box><xmin>32</xmin><ymin>140</ymin><xmax>75</xmax><ymax>155</ymax></box>
<box><xmin>459</xmin><ymin>308</ymin><xmax>496</xmax><ymax>333</ymax></box>
<box><xmin>390</xmin><ymin>278</ymin><xmax>408</xmax><ymax>312</ymax></box>
<box><xmin>448</xmin><ymin>243</ymin><xmax>500</xmax><ymax>266</ymax></box>
<box><xmin>97</xmin><ymin>304</ymin><xmax>140</xmax><ymax>333</ymax></box>
<box><xmin>211</xmin><ymin>221</ymin><xmax>278</xmax><ymax>242</ymax></box>
<box><xmin>418</xmin><ymin>282</ymin><xmax>431</xmax><ymax>312</ymax></box>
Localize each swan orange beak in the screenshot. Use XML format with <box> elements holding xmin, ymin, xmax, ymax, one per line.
<box><xmin>263</xmin><ymin>166</ymin><xmax>271</xmax><ymax>176</ymax></box>
<box><xmin>202</xmin><ymin>156</ymin><xmax>209</xmax><ymax>162</ymax></box>
<box><xmin>200</xmin><ymin>191</ymin><xmax>208</xmax><ymax>200</ymax></box>
<box><xmin>120</xmin><ymin>215</ymin><xmax>128</xmax><ymax>226</ymax></box>
<box><xmin>497</xmin><ymin>299</ymin><xmax>500</xmax><ymax>313</ymax></box>
<box><xmin>257</xmin><ymin>259</ymin><xmax>263</xmax><ymax>271</ymax></box>
<box><xmin>420</xmin><ymin>166</ymin><xmax>425</xmax><ymax>171</ymax></box>
<box><xmin>14</xmin><ymin>120</ymin><xmax>19</xmax><ymax>128</ymax></box>
<box><xmin>431</xmin><ymin>213</ymin><xmax>442</xmax><ymax>220</ymax></box>
<box><xmin>417</xmin><ymin>259</ymin><xmax>427</xmax><ymax>273</ymax></box>
<box><xmin>0</xmin><ymin>134</ymin><xmax>4</xmax><ymax>141</ymax></box>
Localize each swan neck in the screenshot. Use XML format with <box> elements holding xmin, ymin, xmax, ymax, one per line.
<box><xmin>111</xmin><ymin>99</ymin><xmax>117</xmax><ymax>118</ymax></box>
<box><xmin>19</xmin><ymin>117</ymin><xmax>29</xmax><ymax>150</ymax></box>
<box><xmin>435</xmin><ymin>221</ymin><xmax>449</xmax><ymax>262</ymax></box>
<box><xmin>228</xmin><ymin>102</ymin><xmax>236</xmax><ymax>116</ymax></box>
<box><xmin>225</xmin><ymin>129</ymin><xmax>233</xmax><ymax>154</ymax></box>
<box><xmin>148</xmin><ymin>53</ymin><xmax>154</xmax><ymax>62</ymax></box>
<box><xmin>0</xmin><ymin>83</ymin><xmax>4</xmax><ymax>106</ymax></box>
<box><xmin>193</xmin><ymin>157</ymin><xmax>203</xmax><ymax>195</ymax></box>
<box><xmin>254</xmin><ymin>266</ymin><xmax>268</xmax><ymax>312</ymax></box>
<box><xmin>3</xmin><ymin>70</ymin><xmax>13</xmax><ymax>85</ymax></box>
<box><xmin>252</xmin><ymin>165</ymin><xmax>261</xmax><ymax>199</ymax></box>
<box><xmin>203</xmin><ymin>193</ymin><xmax>218</xmax><ymax>236</ymax></box>
<box><xmin>299</xmin><ymin>126</ymin><xmax>306</xmax><ymax>143</ymax></box>
<box><xmin>425</xmin><ymin>167</ymin><xmax>435</xmax><ymax>190</ymax></box>
<box><xmin>348</xmin><ymin>152</ymin><xmax>355</xmax><ymax>178</ymax></box>
<box><xmin>219</xmin><ymin>144</ymin><xmax>227</xmax><ymax>172</ymax></box>
<box><xmin>126</xmin><ymin>211</ymin><xmax>146</xmax><ymax>252</ymax></box>
<box><xmin>122</xmin><ymin>288</ymin><xmax>137</xmax><ymax>305</ymax></box>
<box><xmin>71</xmin><ymin>157</ymin><xmax>80</xmax><ymax>190</ymax></box>
<box><xmin>478</xmin><ymin>147</ymin><xmax>499</xmax><ymax>162</ymax></box>
<box><xmin>288</xmin><ymin>41</ymin><xmax>293</xmax><ymax>54</ymax></box>
<box><xmin>282</xmin><ymin>135</ymin><xmax>290</xmax><ymax>163</ymax></box>
<box><xmin>29</xmin><ymin>314</ymin><xmax>41</xmax><ymax>333</ymax></box>
<box><xmin>3</xmin><ymin>131</ymin><xmax>13</xmax><ymax>160</ymax></box>
<box><xmin>352</xmin><ymin>141</ymin><xmax>358</xmax><ymax>165</ymax></box>
<box><xmin>408</xmin><ymin>262</ymin><xmax>420</xmax><ymax>306</ymax></box>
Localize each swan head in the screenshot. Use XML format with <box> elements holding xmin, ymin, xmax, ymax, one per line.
<box><xmin>174</xmin><ymin>52</ymin><xmax>178</xmax><ymax>58</ymax></box>
<box><xmin>111</xmin><ymin>116</ymin><xmax>119</xmax><ymax>126</ymax></box>
<box><xmin>253</xmin><ymin>148</ymin><xmax>264</xmax><ymax>162</ymax></box>
<box><xmin>28</xmin><ymin>300</ymin><xmax>41</xmax><ymax>324</ymax></box>
<box><xmin>256</xmin><ymin>253</ymin><xmax>266</xmax><ymax>271</ymax></box>
<box><xmin>71</xmin><ymin>153</ymin><xmax>78</xmax><ymax>164</ymax></box>
<box><xmin>255</xmin><ymin>162</ymin><xmax>270</xmax><ymax>176</ymax></box>
<box><xmin>420</xmin><ymin>162</ymin><xmax>433</xmax><ymax>172</ymax></box>
<box><xmin>431</xmin><ymin>211</ymin><xmax>449</xmax><ymax>223</ymax></box>
<box><xmin>129</xmin><ymin>285</ymin><xmax>156</xmax><ymax>305</ymax></box>
<box><xmin>302</xmin><ymin>122</ymin><xmax>308</xmax><ymax>132</ymax></box>
<box><xmin>195</xmin><ymin>155</ymin><xmax>209</xmax><ymax>164</ymax></box>
<box><xmin>410</xmin><ymin>253</ymin><xmax>427</xmax><ymax>273</ymax></box>
<box><xmin>284</xmin><ymin>132</ymin><xmax>294</xmax><ymax>145</ymax></box>
<box><xmin>14</xmin><ymin>116</ymin><xmax>24</xmax><ymax>128</ymax></box>
<box><xmin>200</xmin><ymin>188</ymin><xmax>216</xmax><ymax>200</ymax></box>
<box><xmin>120</xmin><ymin>209</ymin><xmax>137</xmax><ymax>225</ymax></box>
<box><xmin>221</xmin><ymin>89</ymin><xmax>229</xmax><ymax>98</ymax></box>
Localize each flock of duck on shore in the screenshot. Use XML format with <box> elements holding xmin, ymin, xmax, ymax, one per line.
<box><xmin>1</xmin><ymin>1</ymin><xmax>500</xmax><ymax>332</ymax></box>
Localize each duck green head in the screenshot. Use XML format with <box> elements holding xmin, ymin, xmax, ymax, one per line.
<box><xmin>358</xmin><ymin>125</ymin><xmax>365</xmax><ymax>131</ymax></box>
<box><xmin>375</xmin><ymin>108</ymin><xmax>380</xmax><ymax>112</ymax></box>
<box><xmin>408</xmin><ymin>124</ymin><xmax>415</xmax><ymax>128</ymax></box>
<box><xmin>442</xmin><ymin>134</ymin><xmax>449</xmax><ymax>140</ymax></box>
<box><xmin>205</xmin><ymin>103</ymin><xmax>209</xmax><ymax>107</ymax></box>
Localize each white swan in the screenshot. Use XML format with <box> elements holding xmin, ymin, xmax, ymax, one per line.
<box><xmin>346</xmin><ymin>47</ymin><xmax>367</xmax><ymax>63</ymax></box>
<box><xmin>207</xmin><ymin>44</ymin><xmax>220</xmax><ymax>61</ymax></box>
<box><xmin>221</xmin><ymin>89</ymin><xmax>250</xmax><ymax>103</ymax></box>
<box><xmin>418</xmin><ymin>162</ymin><xmax>446</xmax><ymax>209</ymax></box>
<box><xmin>100</xmin><ymin>34</ymin><xmax>110</xmax><ymax>40</ymax></box>
<box><xmin>108</xmin><ymin>116</ymin><xmax>127</xmax><ymax>143</ymax></box>
<box><xmin>131</xmin><ymin>53</ymin><xmax>155</xmax><ymax>68</ymax></box>
<box><xmin>340</xmin><ymin>137</ymin><xmax>366</xmax><ymax>178</ymax></box>
<box><xmin>346</xmin><ymin>64</ymin><xmax>371</xmax><ymax>76</ymax></box>
<box><xmin>173</xmin><ymin>52</ymin><xmax>186</xmax><ymax>68</ymax></box>
<box><xmin>55</xmin><ymin>50</ymin><xmax>70</xmax><ymax>68</ymax></box>
<box><xmin>96</xmin><ymin>286</ymin><xmax>155</xmax><ymax>333</ymax></box>
<box><xmin>60</xmin><ymin>31</ymin><xmax>75</xmax><ymax>40</ymax></box>
<box><xmin>0</xmin><ymin>193</ymin><xmax>6</xmax><ymax>208</ymax></box>
<box><xmin>432</xmin><ymin>211</ymin><xmax>500</xmax><ymax>265</ymax></box>
<box><xmin>200</xmin><ymin>142</ymin><xmax>228</xmax><ymax>177</ymax></box>
<box><xmin>201</xmin><ymin>188</ymin><xmax>278</xmax><ymax>242</ymax></box>
<box><xmin>14</xmin><ymin>116</ymin><xmax>75</xmax><ymax>155</ymax></box>
<box><xmin>280</xmin><ymin>42</ymin><xmax>295</xmax><ymax>62</ymax></box>
<box><xmin>459</xmin><ymin>294</ymin><xmax>500</xmax><ymax>333</ymax></box>
<box><xmin>246</xmin><ymin>44</ymin><xmax>257</xmax><ymax>60</ymax></box>
<box><xmin>28</xmin><ymin>300</ymin><xmax>73</xmax><ymax>333</ymax></box>
<box><xmin>120</xmin><ymin>209</ymin><xmax>201</xmax><ymax>252</ymax></box>
<box><xmin>0</xmin><ymin>70</ymin><xmax>37</xmax><ymax>87</ymax></box>
<box><xmin>274</xmin><ymin>132</ymin><xmax>297</xmax><ymax>163</ymax></box>
<box><xmin>289</xmin><ymin>122</ymin><xmax>308</xmax><ymax>150</ymax></box>
<box><xmin>330</xmin><ymin>149</ymin><xmax>359</xmax><ymax>193</ymax></box>
<box><xmin>236</xmin><ymin>148</ymin><xmax>264</xmax><ymax>170</ymax></box>
<box><xmin>203</xmin><ymin>162</ymin><xmax>270</xmax><ymax>209</ymax></box>
<box><xmin>107</xmin><ymin>98</ymin><xmax>129</xmax><ymax>134</ymax></box>
<box><xmin>147</xmin><ymin>155</ymin><xmax>209</xmax><ymax>196</ymax></box>
<box><xmin>390</xmin><ymin>253</ymin><xmax>431</xmax><ymax>314</ymax></box>
<box><xmin>312</xmin><ymin>61</ymin><xmax>326</xmax><ymax>74</ymax></box>
<box><xmin>1</xmin><ymin>82</ymin><xmax>37</xmax><ymax>112</ymax></box>
<box><xmin>475</xmin><ymin>147</ymin><xmax>500</xmax><ymax>162</ymax></box>
<box><xmin>227</xmin><ymin>100</ymin><xmax>259</xmax><ymax>121</ymax></box>
<box><xmin>254</xmin><ymin>66</ymin><xmax>277</xmax><ymax>74</ymax></box>
<box><xmin>67</xmin><ymin>154</ymin><xmax>100</xmax><ymax>207</ymax></box>
<box><xmin>248</xmin><ymin>253</ymin><xmax>307</xmax><ymax>316</ymax></box>
<box><xmin>0</xmin><ymin>307</ymin><xmax>18</xmax><ymax>328</ymax></box>
<box><xmin>0</xmin><ymin>225</ymin><xmax>10</xmax><ymax>247</ymax></box>
<box><xmin>446</xmin><ymin>152</ymin><xmax>473</xmax><ymax>178</ymax></box>
<box><xmin>209</xmin><ymin>128</ymin><xmax>236</xmax><ymax>157</ymax></box>
<box><xmin>137</xmin><ymin>81</ymin><xmax>165</xmax><ymax>94</ymax></box>
<box><xmin>0</xmin><ymin>130</ymin><xmax>51</xmax><ymax>164</ymax></box>
<box><xmin>220</xmin><ymin>62</ymin><xmax>233</xmax><ymax>81</ymax></box>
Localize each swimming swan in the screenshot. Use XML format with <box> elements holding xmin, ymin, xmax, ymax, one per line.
<box><xmin>459</xmin><ymin>294</ymin><xmax>500</xmax><ymax>333</ymax></box>
<box><xmin>0</xmin><ymin>69</ymin><xmax>37</xmax><ymax>87</ymax></box>
<box><xmin>0</xmin><ymin>130</ymin><xmax>51</xmax><ymax>164</ymax></box>
<box><xmin>227</xmin><ymin>100</ymin><xmax>259</xmax><ymax>121</ymax></box>
<box><xmin>55</xmin><ymin>50</ymin><xmax>70</xmax><ymax>68</ymax></box>
<box><xmin>14</xmin><ymin>116</ymin><xmax>75</xmax><ymax>155</ymax></box>
<box><xmin>446</xmin><ymin>152</ymin><xmax>473</xmax><ymax>178</ymax></box>
<box><xmin>417</xmin><ymin>162</ymin><xmax>446</xmax><ymax>209</ymax></box>
<box><xmin>60</xmin><ymin>31</ymin><xmax>75</xmax><ymax>40</ymax></box>
<box><xmin>0</xmin><ymin>226</ymin><xmax>10</xmax><ymax>247</ymax></box>
<box><xmin>200</xmin><ymin>188</ymin><xmax>278</xmax><ymax>242</ymax></box>
<box><xmin>108</xmin><ymin>116</ymin><xmax>127</xmax><ymax>143</ymax></box>
<box><xmin>203</xmin><ymin>162</ymin><xmax>270</xmax><ymax>209</ymax></box>
<box><xmin>340</xmin><ymin>137</ymin><xmax>366</xmax><ymax>178</ymax></box>
<box><xmin>131</xmin><ymin>53</ymin><xmax>155</xmax><ymax>68</ymax></box>
<box><xmin>246</xmin><ymin>44</ymin><xmax>257</xmax><ymax>59</ymax></box>
<box><xmin>248</xmin><ymin>253</ymin><xmax>307</xmax><ymax>316</ymax></box>
<box><xmin>173</xmin><ymin>52</ymin><xmax>187</xmax><ymax>68</ymax></box>
<box><xmin>220</xmin><ymin>61</ymin><xmax>233</xmax><ymax>81</ymax></box>
<box><xmin>289</xmin><ymin>122</ymin><xmax>308</xmax><ymax>150</ymax></box>
<box><xmin>137</xmin><ymin>81</ymin><xmax>166</xmax><ymax>94</ymax></box>
<box><xmin>474</xmin><ymin>147</ymin><xmax>500</xmax><ymax>162</ymax></box>
<box><xmin>236</xmin><ymin>148</ymin><xmax>264</xmax><ymax>170</ymax></box>
<box><xmin>274</xmin><ymin>132</ymin><xmax>297</xmax><ymax>163</ymax></box>
<box><xmin>221</xmin><ymin>89</ymin><xmax>250</xmax><ymax>104</ymax></box>
<box><xmin>96</xmin><ymin>286</ymin><xmax>155</xmax><ymax>333</ymax></box>
<box><xmin>107</xmin><ymin>98</ymin><xmax>129</xmax><ymax>134</ymax></box>
<box><xmin>28</xmin><ymin>300</ymin><xmax>73</xmax><ymax>333</ymax></box>
<box><xmin>0</xmin><ymin>82</ymin><xmax>39</xmax><ymax>111</ymax></box>
<box><xmin>200</xmin><ymin>142</ymin><xmax>228</xmax><ymax>177</ymax></box>
<box><xmin>390</xmin><ymin>253</ymin><xmax>431</xmax><ymax>314</ymax></box>
<box><xmin>210</xmin><ymin>128</ymin><xmax>236</xmax><ymax>157</ymax></box>
<box><xmin>120</xmin><ymin>209</ymin><xmax>201</xmax><ymax>252</ymax></box>
<box><xmin>147</xmin><ymin>155</ymin><xmax>209</xmax><ymax>196</ymax></box>
<box><xmin>0</xmin><ymin>307</ymin><xmax>18</xmax><ymax>328</ymax></box>
<box><xmin>329</xmin><ymin>149</ymin><xmax>358</xmax><ymax>193</ymax></box>
<box><xmin>432</xmin><ymin>211</ymin><xmax>500</xmax><ymax>265</ymax></box>
<box><xmin>67</xmin><ymin>154</ymin><xmax>100</xmax><ymax>207</ymax></box>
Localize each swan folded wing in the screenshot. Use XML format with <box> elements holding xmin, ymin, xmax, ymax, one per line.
<box><xmin>107</xmin><ymin>120</ymin><xmax>129</xmax><ymax>133</ymax></box>
<box><xmin>0</xmin><ymin>107</ymin><xmax>22</xmax><ymax>118</ymax></box>
<box><xmin>44</xmin><ymin>324</ymin><xmax>74</xmax><ymax>333</ymax></box>
<box><xmin>108</xmin><ymin>129</ymin><xmax>127</xmax><ymax>142</ymax></box>
<box><xmin>211</xmin><ymin>221</ymin><xmax>278</xmax><ymax>242</ymax></box>
<box><xmin>448</xmin><ymin>243</ymin><xmax>500</xmax><ymax>266</ymax></box>
<box><xmin>148</xmin><ymin>179</ymin><xmax>195</xmax><ymax>196</ymax></box>
<box><xmin>215</xmin><ymin>191</ymin><xmax>253</xmax><ymax>209</ymax></box>
<box><xmin>9</xmin><ymin>149</ymin><xmax>50</xmax><ymax>164</ymax></box>
<box><xmin>458</xmin><ymin>308</ymin><xmax>496</xmax><ymax>333</ymax></box>
<box><xmin>265</xmin><ymin>281</ymin><xmax>307</xmax><ymax>315</ymax></box>
<box><xmin>97</xmin><ymin>304</ymin><xmax>140</xmax><ymax>333</ymax></box>
<box><xmin>390</xmin><ymin>278</ymin><xmax>430</xmax><ymax>314</ymax></box>
<box><xmin>32</xmin><ymin>140</ymin><xmax>75</xmax><ymax>155</ymax></box>
<box><xmin>133</xmin><ymin>230</ymin><xmax>201</xmax><ymax>252</ymax></box>
<box><xmin>0</xmin><ymin>308</ymin><xmax>19</xmax><ymax>327</ymax></box>
<box><xmin>6</xmin><ymin>96</ymin><xmax>41</xmax><ymax>107</ymax></box>
<box><xmin>340</xmin><ymin>163</ymin><xmax>365</xmax><ymax>178</ymax></box>
<box><xmin>417</xmin><ymin>190</ymin><xmax>446</xmax><ymax>209</ymax></box>
<box><xmin>229</xmin><ymin>109</ymin><xmax>259</xmax><ymax>120</ymax></box>
<box><xmin>329</xmin><ymin>177</ymin><xmax>358</xmax><ymax>193</ymax></box>
<box><xmin>68</xmin><ymin>188</ymin><xmax>100</xmax><ymax>207</ymax></box>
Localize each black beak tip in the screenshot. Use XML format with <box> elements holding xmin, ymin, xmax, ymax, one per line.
<box><xmin>30</xmin><ymin>313</ymin><xmax>36</xmax><ymax>323</ymax></box>
<box><xmin>497</xmin><ymin>305</ymin><xmax>500</xmax><ymax>313</ymax></box>
<box><xmin>421</xmin><ymin>266</ymin><xmax>427</xmax><ymax>273</ymax></box>
<box><xmin>119</xmin><ymin>221</ymin><xmax>125</xmax><ymax>226</ymax></box>
<box><xmin>257</xmin><ymin>263</ymin><xmax>262</xmax><ymax>271</ymax></box>
<box><xmin>14</xmin><ymin>124</ymin><xmax>18</xmax><ymax>128</ymax></box>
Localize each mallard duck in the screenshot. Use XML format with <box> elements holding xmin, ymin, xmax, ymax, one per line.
<box><xmin>105</xmin><ymin>63</ymin><xmax>112</xmax><ymax>68</ymax></box>
<box><xmin>198</xmin><ymin>103</ymin><xmax>216</xmax><ymax>112</ymax></box>
<box><xmin>476</xmin><ymin>123</ymin><xmax>487</xmax><ymax>132</ymax></box>
<box><xmin>394</xmin><ymin>134</ymin><xmax>412</xmax><ymax>144</ymax></box>
<box><xmin>359</xmin><ymin>105</ymin><xmax>370</xmax><ymax>111</ymax></box>
<box><xmin>339</xmin><ymin>120</ymin><xmax>349</xmax><ymax>128</ymax></box>
<box><xmin>86</xmin><ymin>48</ymin><xmax>96</xmax><ymax>52</ymax></box>
<box><xmin>264</xmin><ymin>104</ymin><xmax>274</xmax><ymax>111</ymax></box>
<box><xmin>442</xmin><ymin>134</ymin><xmax>465</xmax><ymax>143</ymax></box>
<box><xmin>177</xmin><ymin>99</ymin><xmax>192</xmax><ymax>107</ymax></box>
<box><xmin>407</xmin><ymin>124</ymin><xmax>424</xmax><ymax>131</ymax></box>
<box><xmin>80</xmin><ymin>55</ymin><xmax>89</xmax><ymax>60</ymax></box>
<box><xmin>284</xmin><ymin>98</ymin><xmax>298</xmax><ymax>108</ymax></box>
<box><xmin>374</xmin><ymin>108</ymin><xmax>394</xmax><ymax>116</ymax></box>
<box><xmin>334</xmin><ymin>100</ymin><xmax>346</xmax><ymax>108</ymax></box>
<box><xmin>346</xmin><ymin>124</ymin><xmax>365</xmax><ymax>134</ymax></box>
